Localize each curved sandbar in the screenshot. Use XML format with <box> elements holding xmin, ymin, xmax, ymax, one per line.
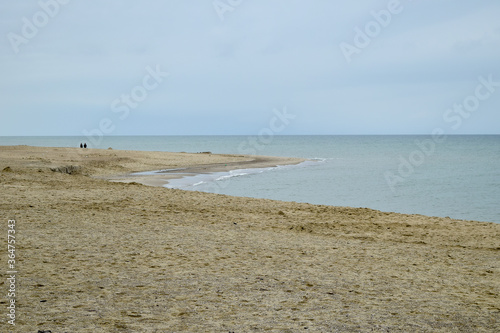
<box><xmin>108</xmin><ymin>154</ymin><xmax>306</xmax><ymax>187</ymax></box>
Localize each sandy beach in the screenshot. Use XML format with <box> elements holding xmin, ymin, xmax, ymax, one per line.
<box><xmin>1</xmin><ymin>145</ymin><xmax>499</xmax><ymax>332</ymax></box>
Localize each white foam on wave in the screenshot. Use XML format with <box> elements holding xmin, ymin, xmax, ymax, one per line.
<box><xmin>209</xmin><ymin>168</ymin><xmax>266</xmax><ymax>183</ymax></box>
<box><xmin>216</xmin><ymin>172</ymin><xmax>249</xmax><ymax>181</ymax></box>
<box><xmin>308</xmin><ymin>157</ymin><xmax>329</xmax><ymax>163</ymax></box>
<box><xmin>163</xmin><ymin>159</ymin><xmax>321</xmax><ymax>191</ymax></box>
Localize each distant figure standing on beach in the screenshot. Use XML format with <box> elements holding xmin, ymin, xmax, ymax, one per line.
<box><xmin>84</xmin><ymin>143</ymin><xmax>87</xmax><ymax>148</ymax></box>
<box><xmin>80</xmin><ymin>143</ymin><xmax>83</xmax><ymax>148</ymax></box>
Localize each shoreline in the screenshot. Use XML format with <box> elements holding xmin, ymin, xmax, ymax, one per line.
<box><xmin>1</xmin><ymin>145</ymin><xmax>499</xmax><ymax>331</ymax></box>
<box><xmin>105</xmin><ymin>154</ymin><xmax>306</xmax><ymax>187</ymax></box>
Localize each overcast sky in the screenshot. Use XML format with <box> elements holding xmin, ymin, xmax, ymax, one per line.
<box><xmin>1</xmin><ymin>0</ymin><xmax>499</xmax><ymax>136</ymax></box>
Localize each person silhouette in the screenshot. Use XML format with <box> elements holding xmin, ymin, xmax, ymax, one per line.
<box><xmin>84</xmin><ymin>143</ymin><xmax>87</xmax><ymax>148</ymax></box>
<box><xmin>80</xmin><ymin>143</ymin><xmax>83</xmax><ymax>148</ymax></box>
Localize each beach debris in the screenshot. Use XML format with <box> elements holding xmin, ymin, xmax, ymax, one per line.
<box><xmin>50</xmin><ymin>165</ymin><xmax>82</xmax><ymax>175</ymax></box>
<box><xmin>2</xmin><ymin>166</ymin><xmax>12</xmax><ymax>172</ymax></box>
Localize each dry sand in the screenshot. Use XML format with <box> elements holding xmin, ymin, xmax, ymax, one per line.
<box><xmin>0</xmin><ymin>145</ymin><xmax>499</xmax><ymax>332</ymax></box>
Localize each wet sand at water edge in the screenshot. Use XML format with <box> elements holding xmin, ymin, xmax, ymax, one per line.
<box><xmin>0</xmin><ymin>145</ymin><xmax>499</xmax><ymax>332</ymax></box>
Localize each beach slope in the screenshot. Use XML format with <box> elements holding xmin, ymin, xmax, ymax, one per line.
<box><xmin>1</xmin><ymin>146</ymin><xmax>499</xmax><ymax>332</ymax></box>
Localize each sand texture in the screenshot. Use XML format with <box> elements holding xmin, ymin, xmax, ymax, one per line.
<box><xmin>0</xmin><ymin>146</ymin><xmax>499</xmax><ymax>332</ymax></box>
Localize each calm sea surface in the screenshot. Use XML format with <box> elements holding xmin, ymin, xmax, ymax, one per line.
<box><xmin>1</xmin><ymin>135</ymin><xmax>499</xmax><ymax>223</ymax></box>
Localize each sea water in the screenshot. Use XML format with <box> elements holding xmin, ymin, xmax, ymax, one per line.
<box><xmin>1</xmin><ymin>135</ymin><xmax>499</xmax><ymax>223</ymax></box>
